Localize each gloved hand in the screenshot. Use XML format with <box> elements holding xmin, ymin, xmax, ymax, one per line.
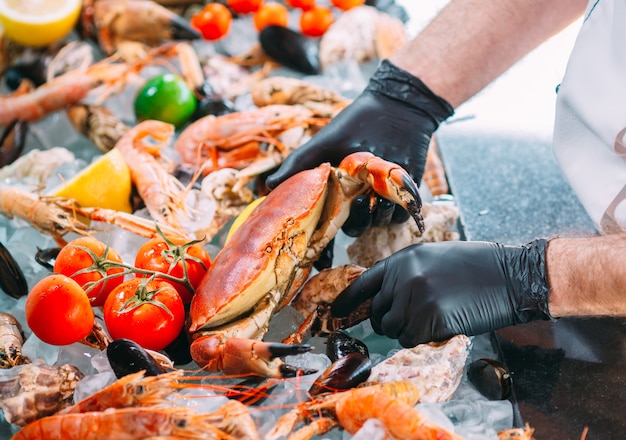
<box><xmin>331</xmin><ymin>239</ymin><xmax>555</xmax><ymax>347</ymax></box>
<box><xmin>265</xmin><ymin>59</ymin><xmax>454</xmax><ymax>236</ymax></box>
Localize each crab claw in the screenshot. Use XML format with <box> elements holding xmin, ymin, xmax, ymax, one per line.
<box><xmin>190</xmin><ymin>335</ymin><xmax>316</xmax><ymax>378</ymax></box>
<box><xmin>337</xmin><ymin>152</ymin><xmax>424</xmax><ymax>233</ymax></box>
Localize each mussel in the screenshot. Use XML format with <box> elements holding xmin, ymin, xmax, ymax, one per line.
<box><xmin>467</xmin><ymin>358</ymin><xmax>512</xmax><ymax>400</ymax></box>
<box><xmin>106</xmin><ymin>338</ymin><xmax>167</xmax><ymax>379</ymax></box>
<box><xmin>35</xmin><ymin>247</ymin><xmax>61</xmax><ymax>271</ymax></box>
<box><xmin>0</xmin><ymin>119</ymin><xmax>28</xmax><ymax>168</ymax></box>
<box><xmin>309</xmin><ymin>352</ymin><xmax>372</xmax><ymax>396</ymax></box>
<box><xmin>259</xmin><ymin>25</ymin><xmax>320</xmax><ymax>75</ymax></box>
<box><xmin>0</xmin><ymin>241</ymin><xmax>28</xmax><ymax>299</ymax></box>
<box><xmin>326</xmin><ymin>330</ymin><xmax>369</xmax><ymax>363</ymax></box>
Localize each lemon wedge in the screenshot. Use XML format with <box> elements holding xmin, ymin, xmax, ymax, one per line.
<box><xmin>225</xmin><ymin>196</ymin><xmax>266</xmax><ymax>243</ymax></box>
<box><xmin>0</xmin><ymin>0</ymin><xmax>81</xmax><ymax>47</ymax></box>
<box><xmin>50</xmin><ymin>148</ymin><xmax>134</xmax><ymax>213</ymax></box>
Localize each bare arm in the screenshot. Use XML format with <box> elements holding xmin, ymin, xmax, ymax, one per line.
<box><xmin>391</xmin><ymin>0</ymin><xmax>588</xmax><ymax>107</ymax></box>
<box><xmin>547</xmin><ymin>234</ymin><xmax>626</xmax><ymax>317</ymax></box>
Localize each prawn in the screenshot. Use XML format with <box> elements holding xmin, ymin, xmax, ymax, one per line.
<box><xmin>11</xmin><ymin>406</ymin><xmax>238</xmax><ymax>440</ymax></box>
<box><xmin>113</xmin><ymin>120</ymin><xmax>196</xmax><ymax>237</ymax></box>
<box><xmin>335</xmin><ymin>383</ymin><xmax>463</xmax><ymax>439</ymax></box>
<box><xmin>267</xmin><ymin>381</ymin><xmax>422</xmax><ymax>440</ymax></box>
<box><xmin>0</xmin><ymin>313</ymin><xmax>30</xmax><ymax>368</ymax></box>
<box><xmin>0</xmin><ymin>186</ymin><xmax>189</xmax><ymax>246</ymax></box>
<box><xmin>58</xmin><ymin>370</ymin><xmax>184</xmax><ymax>415</ymax></box>
<box><xmin>173</xmin><ymin>104</ymin><xmax>330</xmax><ymax>174</ymax></box>
<box><xmin>0</xmin><ymin>60</ymin><xmax>129</xmax><ymax>126</ymax></box>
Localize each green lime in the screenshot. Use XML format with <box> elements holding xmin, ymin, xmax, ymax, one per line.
<box><xmin>134</xmin><ymin>73</ymin><xmax>197</xmax><ymax>129</ymax></box>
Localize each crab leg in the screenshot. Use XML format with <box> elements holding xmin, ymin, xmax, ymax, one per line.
<box><xmin>189</xmin><ymin>335</ymin><xmax>315</xmax><ymax>378</ymax></box>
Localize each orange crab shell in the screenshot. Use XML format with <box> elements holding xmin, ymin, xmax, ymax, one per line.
<box><xmin>188</xmin><ymin>163</ymin><xmax>333</xmax><ymax>332</ymax></box>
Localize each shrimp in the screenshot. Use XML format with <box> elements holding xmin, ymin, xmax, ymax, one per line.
<box><xmin>113</xmin><ymin>120</ymin><xmax>196</xmax><ymax>237</ymax></box>
<box><xmin>0</xmin><ymin>186</ymin><xmax>189</xmax><ymax>246</ymax></box>
<box><xmin>0</xmin><ymin>313</ymin><xmax>30</xmax><ymax>368</ymax></box>
<box><xmin>10</xmin><ymin>406</ymin><xmax>237</xmax><ymax>440</ymax></box>
<box><xmin>0</xmin><ymin>187</ymin><xmax>91</xmax><ymax>246</ymax></box>
<box><xmin>335</xmin><ymin>384</ymin><xmax>463</xmax><ymax>439</ymax></box>
<box><xmin>267</xmin><ymin>381</ymin><xmax>422</xmax><ymax>440</ymax></box>
<box><xmin>66</xmin><ymin>104</ymin><xmax>130</xmax><ymax>153</ymax></box>
<box><xmin>173</xmin><ymin>104</ymin><xmax>330</xmax><ymax>174</ymax></box>
<box><xmin>250</xmin><ymin>76</ymin><xmax>350</xmax><ymax>116</ymax></box>
<box><xmin>0</xmin><ymin>60</ymin><xmax>129</xmax><ymax>126</ymax></box>
<box><xmin>58</xmin><ymin>370</ymin><xmax>185</xmax><ymax>415</ymax></box>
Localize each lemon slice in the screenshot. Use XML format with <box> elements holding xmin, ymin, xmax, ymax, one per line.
<box><xmin>225</xmin><ymin>196</ymin><xmax>266</xmax><ymax>243</ymax></box>
<box><xmin>50</xmin><ymin>148</ymin><xmax>134</xmax><ymax>213</ymax></box>
<box><xmin>0</xmin><ymin>0</ymin><xmax>81</xmax><ymax>47</ymax></box>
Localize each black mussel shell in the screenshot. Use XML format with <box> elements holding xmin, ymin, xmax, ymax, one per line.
<box><xmin>192</xmin><ymin>98</ymin><xmax>237</xmax><ymax>120</ymax></box>
<box><xmin>0</xmin><ymin>119</ymin><xmax>28</xmax><ymax>168</ymax></box>
<box><xmin>259</xmin><ymin>25</ymin><xmax>320</xmax><ymax>75</ymax></box>
<box><xmin>35</xmin><ymin>247</ymin><xmax>61</xmax><ymax>271</ymax></box>
<box><xmin>326</xmin><ymin>330</ymin><xmax>369</xmax><ymax>363</ymax></box>
<box><xmin>5</xmin><ymin>62</ymin><xmax>47</xmax><ymax>91</ymax></box>
<box><xmin>309</xmin><ymin>352</ymin><xmax>372</xmax><ymax>396</ymax></box>
<box><xmin>468</xmin><ymin>358</ymin><xmax>512</xmax><ymax>400</ymax></box>
<box><xmin>107</xmin><ymin>338</ymin><xmax>167</xmax><ymax>379</ymax></box>
<box><xmin>0</xmin><ymin>241</ymin><xmax>28</xmax><ymax>299</ymax></box>
<box><xmin>163</xmin><ymin>327</ymin><xmax>193</xmax><ymax>366</ymax></box>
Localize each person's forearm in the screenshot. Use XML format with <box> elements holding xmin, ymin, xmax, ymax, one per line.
<box><xmin>391</xmin><ymin>0</ymin><xmax>587</xmax><ymax>107</ymax></box>
<box><xmin>547</xmin><ymin>234</ymin><xmax>626</xmax><ymax>317</ymax></box>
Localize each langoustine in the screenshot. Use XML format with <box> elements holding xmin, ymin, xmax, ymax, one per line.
<box><xmin>0</xmin><ymin>313</ymin><xmax>30</xmax><ymax>368</ymax></box>
<box><xmin>173</xmin><ymin>104</ymin><xmax>330</xmax><ymax>177</ymax></box>
<box><xmin>267</xmin><ymin>381</ymin><xmax>461</xmax><ymax>440</ymax></box>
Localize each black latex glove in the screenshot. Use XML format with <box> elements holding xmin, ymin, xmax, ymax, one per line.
<box><xmin>331</xmin><ymin>239</ymin><xmax>555</xmax><ymax>348</ymax></box>
<box><xmin>265</xmin><ymin>59</ymin><xmax>454</xmax><ymax>236</ymax></box>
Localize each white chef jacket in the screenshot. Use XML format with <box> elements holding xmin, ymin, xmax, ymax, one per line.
<box><xmin>553</xmin><ymin>0</ymin><xmax>626</xmax><ymax>233</ymax></box>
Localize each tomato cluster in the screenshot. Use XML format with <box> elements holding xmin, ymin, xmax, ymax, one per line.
<box><xmin>25</xmin><ymin>235</ymin><xmax>211</xmax><ymax>352</ymax></box>
<box><xmin>190</xmin><ymin>0</ymin><xmax>366</xmax><ymax>40</ymax></box>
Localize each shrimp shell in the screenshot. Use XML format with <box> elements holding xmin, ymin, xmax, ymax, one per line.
<box><xmin>335</xmin><ymin>383</ymin><xmax>463</xmax><ymax>439</ymax></box>
<box><xmin>11</xmin><ymin>406</ymin><xmax>235</xmax><ymax>440</ymax></box>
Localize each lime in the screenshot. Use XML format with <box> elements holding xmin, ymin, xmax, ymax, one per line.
<box><xmin>134</xmin><ymin>73</ymin><xmax>198</xmax><ymax>130</ymax></box>
<box><xmin>50</xmin><ymin>148</ymin><xmax>133</xmax><ymax>213</ymax></box>
<box><xmin>0</xmin><ymin>0</ymin><xmax>81</xmax><ymax>47</ymax></box>
<box><xmin>225</xmin><ymin>196</ymin><xmax>266</xmax><ymax>243</ymax></box>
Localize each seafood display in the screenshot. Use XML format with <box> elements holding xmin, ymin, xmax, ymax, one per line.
<box><xmin>0</xmin><ymin>2</ymin><xmax>524</xmax><ymax>439</ymax></box>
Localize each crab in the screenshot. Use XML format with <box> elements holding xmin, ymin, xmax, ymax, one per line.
<box><xmin>188</xmin><ymin>152</ymin><xmax>424</xmax><ymax>377</ymax></box>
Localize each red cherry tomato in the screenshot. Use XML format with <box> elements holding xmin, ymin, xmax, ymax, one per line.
<box><xmin>253</xmin><ymin>2</ymin><xmax>289</xmax><ymax>31</ymax></box>
<box><xmin>190</xmin><ymin>3</ymin><xmax>232</xmax><ymax>40</ymax></box>
<box><xmin>134</xmin><ymin>236</ymin><xmax>211</xmax><ymax>304</ymax></box>
<box><xmin>330</xmin><ymin>0</ymin><xmax>365</xmax><ymax>11</ymax></box>
<box><xmin>25</xmin><ymin>274</ymin><xmax>95</xmax><ymax>346</ymax></box>
<box><xmin>103</xmin><ymin>278</ymin><xmax>185</xmax><ymax>351</ymax></box>
<box><xmin>53</xmin><ymin>236</ymin><xmax>125</xmax><ymax>306</ymax></box>
<box><xmin>300</xmin><ymin>5</ymin><xmax>334</xmax><ymax>37</ymax></box>
<box><xmin>227</xmin><ymin>0</ymin><xmax>264</xmax><ymax>14</ymax></box>
<box><xmin>286</xmin><ymin>0</ymin><xmax>316</xmax><ymax>10</ymax></box>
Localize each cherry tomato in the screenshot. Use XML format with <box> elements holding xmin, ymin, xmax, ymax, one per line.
<box><xmin>227</xmin><ymin>0</ymin><xmax>264</xmax><ymax>14</ymax></box>
<box><xmin>134</xmin><ymin>236</ymin><xmax>211</xmax><ymax>304</ymax></box>
<box><xmin>190</xmin><ymin>3</ymin><xmax>232</xmax><ymax>40</ymax></box>
<box><xmin>53</xmin><ymin>236</ymin><xmax>125</xmax><ymax>307</ymax></box>
<box><xmin>134</xmin><ymin>73</ymin><xmax>198</xmax><ymax>130</ymax></box>
<box><xmin>25</xmin><ymin>274</ymin><xmax>95</xmax><ymax>346</ymax></box>
<box><xmin>103</xmin><ymin>278</ymin><xmax>185</xmax><ymax>351</ymax></box>
<box><xmin>300</xmin><ymin>5</ymin><xmax>334</xmax><ymax>37</ymax></box>
<box><xmin>330</xmin><ymin>0</ymin><xmax>365</xmax><ymax>10</ymax></box>
<box><xmin>253</xmin><ymin>2</ymin><xmax>289</xmax><ymax>31</ymax></box>
<box><xmin>286</xmin><ymin>0</ymin><xmax>316</xmax><ymax>10</ymax></box>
